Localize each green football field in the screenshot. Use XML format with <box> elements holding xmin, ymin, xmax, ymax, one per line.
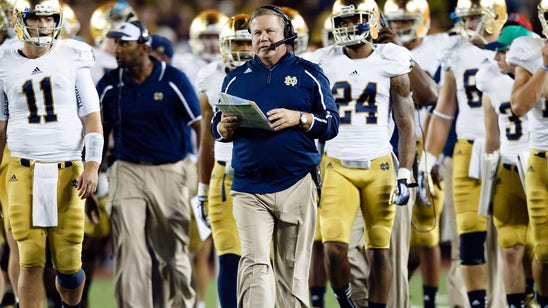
<box><xmin>87</xmin><ymin>270</ymin><xmax>451</xmax><ymax>307</ymax></box>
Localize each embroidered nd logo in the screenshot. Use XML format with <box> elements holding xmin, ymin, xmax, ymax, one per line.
<box><xmin>284</xmin><ymin>76</ymin><xmax>297</xmax><ymax>86</ymax></box>
<box><xmin>154</xmin><ymin>92</ymin><xmax>164</xmax><ymax>101</ymax></box>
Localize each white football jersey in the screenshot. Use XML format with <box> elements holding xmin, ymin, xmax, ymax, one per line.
<box><xmin>91</xmin><ymin>46</ymin><xmax>117</xmax><ymax>84</ymax></box>
<box><xmin>507</xmin><ymin>36</ymin><xmax>548</xmax><ymax>151</ymax></box>
<box><xmin>446</xmin><ymin>39</ymin><xmax>494</xmax><ymax>141</ymax></box>
<box><xmin>0</xmin><ymin>39</ymin><xmax>99</xmax><ymax>162</ymax></box>
<box><xmin>195</xmin><ymin>60</ymin><xmax>233</xmax><ymax>162</ymax></box>
<box><xmin>476</xmin><ymin>58</ymin><xmax>529</xmax><ymax>164</ymax></box>
<box><xmin>411</xmin><ymin>33</ymin><xmax>447</xmax><ymax>138</ymax></box>
<box><xmin>309</xmin><ymin>43</ymin><xmax>412</xmax><ymax>161</ymax></box>
<box><xmin>172</xmin><ymin>52</ymin><xmax>208</xmax><ymax>96</ymax></box>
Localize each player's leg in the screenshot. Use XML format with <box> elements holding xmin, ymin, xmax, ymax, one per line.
<box><xmin>208</xmin><ymin>161</ymin><xmax>240</xmax><ymax>308</ymax></box>
<box><xmin>525</xmin><ymin>151</ymin><xmax>548</xmax><ymax>306</ymax></box>
<box><xmin>438</xmin><ymin>156</ymin><xmax>469</xmax><ymax>307</ymax></box>
<box><xmin>491</xmin><ymin>164</ymin><xmax>530</xmax><ymax>306</ymax></box>
<box><xmin>320</xmin><ymin>156</ymin><xmax>362</xmax><ymax>307</ymax></box>
<box><xmin>310</xmin><ymin>216</ymin><xmax>327</xmax><ymax>308</ymax></box>
<box><xmin>361</xmin><ymin>154</ymin><xmax>396</xmax><ymax>306</ymax></box>
<box><xmin>49</xmin><ymin>161</ymin><xmax>87</xmax><ymax>306</ymax></box>
<box><xmin>453</xmin><ymin>140</ymin><xmax>488</xmax><ymax>307</ymax></box>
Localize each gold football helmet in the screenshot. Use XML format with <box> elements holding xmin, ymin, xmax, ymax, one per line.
<box><xmin>539</xmin><ymin>0</ymin><xmax>548</xmax><ymax>37</ymax></box>
<box><xmin>454</xmin><ymin>0</ymin><xmax>507</xmax><ymax>41</ymax></box>
<box><xmin>57</xmin><ymin>2</ymin><xmax>79</xmax><ymax>39</ymax></box>
<box><xmin>383</xmin><ymin>0</ymin><xmax>430</xmax><ymax>44</ymax></box>
<box><xmin>281</xmin><ymin>7</ymin><xmax>309</xmax><ymax>55</ymax></box>
<box><xmin>0</xmin><ymin>0</ymin><xmax>14</xmax><ymax>30</ymax></box>
<box><xmin>89</xmin><ymin>0</ymin><xmax>137</xmax><ymax>47</ymax></box>
<box><xmin>13</xmin><ymin>0</ymin><xmax>63</xmax><ymax>46</ymax></box>
<box><xmin>189</xmin><ymin>10</ymin><xmax>228</xmax><ymax>62</ymax></box>
<box><xmin>220</xmin><ymin>14</ymin><xmax>254</xmax><ymax>69</ymax></box>
<box><xmin>331</xmin><ymin>0</ymin><xmax>380</xmax><ymax>46</ymax></box>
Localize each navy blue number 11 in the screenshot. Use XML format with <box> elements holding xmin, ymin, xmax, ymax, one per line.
<box><xmin>23</xmin><ymin>77</ymin><xmax>57</xmax><ymax>124</ymax></box>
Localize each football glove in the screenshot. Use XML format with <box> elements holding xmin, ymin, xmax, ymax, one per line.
<box><xmin>391</xmin><ymin>168</ymin><xmax>413</xmax><ymax>206</ymax></box>
<box><xmin>417</xmin><ymin>151</ymin><xmax>437</xmax><ymax>206</ymax></box>
<box><xmin>197</xmin><ymin>183</ymin><xmax>210</xmax><ymax>228</ymax></box>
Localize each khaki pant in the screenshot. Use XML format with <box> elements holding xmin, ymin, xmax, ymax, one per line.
<box><xmin>108</xmin><ymin>160</ymin><xmax>195</xmax><ymax>308</ymax></box>
<box><xmin>349</xmin><ymin>211</ymin><xmax>369</xmax><ymax>307</ymax></box>
<box><xmin>233</xmin><ymin>174</ymin><xmax>316</xmax><ymax>308</ymax></box>
<box><xmin>387</xmin><ymin>188</ymin><xmax>413</xmax><ymax>308</ymax></box>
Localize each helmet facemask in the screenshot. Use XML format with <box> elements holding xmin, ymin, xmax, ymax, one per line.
<box><xmin>454</xmin><ymin>0</ymin><xmax>507</xmax><ymax>44</ymax></box>
<box><xmin>332</xmin><ymin>5</ymin><xmax>378</xmax><ymax>47</ymax></box>
<box><xmin>14</xmin><ymin>0</ymin><xmax>63</xmax><ymax>47</ymax></box>
<box><xmin>539</xmin><ymin>0</ymin><xmax>548</xmax><ymax>37</ymax></box>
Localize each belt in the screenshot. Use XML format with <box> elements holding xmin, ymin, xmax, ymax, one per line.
<box><xmin>217</xmin><ymin>160</ymin><xmax>226</xmax><ymax>166</ymax></box>
<box><xmin>534</xmin><ymin>151</ymin><xmax>547</xmax><ymax>159</ymax></box>
<box><xmin>502</xmin><ymin>163</ymin><xmax>518</xmax><ymax>173</ymax></box>
<box><xmin>341</xmin><ymin>159</ymin><xmax>371</xmax><ymax>169</ymax></box>
<box><xmin>20</xmin><ymin>158</ymin><xmax>73</xmax><ymax>169</ymax></box>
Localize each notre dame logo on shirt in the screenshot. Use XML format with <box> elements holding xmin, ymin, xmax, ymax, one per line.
<box><xmin>284</xmin><ymin>76</ymin><xmax>297</xmax><ymax>86</ymax></box>
<box><xmin>154</xmin><ymin>92</ymin><xmax>164</xmax><ymax>101</ymax></box>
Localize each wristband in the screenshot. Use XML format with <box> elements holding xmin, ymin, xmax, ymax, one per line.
<box><xmin>543</xmin><ymin>63</ymin><xmax>548</xmax><ymax>71</ymax></box>
<box><xmin>84</xmin><ymin>132</ymin><xmax>104</xmax><ymax>164</ymax></box>
<box><xmin>397</xmin><ymin>168</ymin><xmax>411</xmax><ymax>182</ymax></box>
<box><xmin>198</xmin><ymin>183</ymin><xmax>209</xmax><ymax>197</ymax></box>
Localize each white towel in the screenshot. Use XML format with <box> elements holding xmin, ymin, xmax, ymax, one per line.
<box><xmin>468</xmin><ymin>139</ymin><xmax>484</xmax><ymax>179</ymax></box>
<box><xmin>32</xmin><ymin>163</ymin><xmax>59</xmax><ymax>227</ymax></box>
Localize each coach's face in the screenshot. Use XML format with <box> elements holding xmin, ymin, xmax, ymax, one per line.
<box><xmin>249</xmin><ymin>13</ymin><xmax>287</xmax><ymax>68</ymax></box>
<box><xmin>113</xmin><ymin>38</ymin><xmax>148</xmax><ymax>68</ymax></box>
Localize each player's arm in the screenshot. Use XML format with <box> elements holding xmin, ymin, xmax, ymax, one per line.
<box><xmin>198</xmin><ymin>92</ymin><xmax>214</xmax><ymax>185</ymax></box>
<box><xmin>391</xmin><ymin>73</ymin><xmax>416</xmax><ymax>171</ymax></box>
<box><xmin>482</xmin><ymin>94</ymin><xmax>500</xmax><ymax>154</ymax></box>
<box><xmin>409</xmin><ymin>60</ymin><xmax>439</xmax><ymax>106</ymax></box>
<box><xmin>425</xmin><ymin>69</ymin><xmax>457</xmax><ymax>156</ymax></box>
<box><xmin>77</xmin><ymin>67</ymin><xmax>104</xmax><ymax>199</ymax></box>
<box><xmin>510</xmin><ymin>65</ymin><xmax>547</xmax><ymax>117</ymax></box>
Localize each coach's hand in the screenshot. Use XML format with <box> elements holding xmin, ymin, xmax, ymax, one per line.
<box><xmin>218</xmin><ymin>113</ymin><xmax>242</xmax><ymax>140</ymax></box>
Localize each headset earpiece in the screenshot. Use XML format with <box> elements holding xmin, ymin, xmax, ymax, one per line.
<box><xmin>130</xmin><ymin>20</ymin><xmax>150</xmax><ymax>44</ymax></box>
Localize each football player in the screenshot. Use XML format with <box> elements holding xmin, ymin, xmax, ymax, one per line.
<box><xmin>0</xmin><ymin>1</ymin><xmax>103</xmax><ymax>307</ymax></box>
<box><xmin>383</xmin><ymin>1</ymin><xmax>447</xmax><ymax>306</ymax></box>
<box><xmin>507</xmin><ymin>1</ymin><xmax>548</xmax><ymax>305</ymax></box>
<box><xmin>420</xmin><ymin>0</ymin><xmax>507</xmax><ymax>306</ymax></box>
<box><xmin>308</xmin><ymin>0</ymin><xmax>416</xmax><ymax>306</ymax></box>
<box><xmin>479</xmin><ymin>24</ymin><xmax>535</xmax><ymax>307</ymax></box>
<box><xmin>194</xmin><ymin>13</ymin><xmax>254</xmax><ymax>308</ymax></box>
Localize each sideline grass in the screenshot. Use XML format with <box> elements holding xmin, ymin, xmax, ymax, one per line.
<box><xmin>87</xmin><ymin>270</ymin><xmax>448</xmax><ymax>307</ymax></box>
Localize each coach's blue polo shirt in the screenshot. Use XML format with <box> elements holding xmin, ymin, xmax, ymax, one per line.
<box><xmin>97</xmin><ymin>58</ymin><xmax>201</xmax><ymax>165</ymax></box>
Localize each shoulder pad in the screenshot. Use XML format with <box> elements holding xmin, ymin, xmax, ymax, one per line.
<box><xmin>196</xmin><ymin>61</ymin><xmax>223</xmax><ymax>92</ymax></box>
<box><xmin>376</xmin><ymin>43</ymin><xmax>413</xmax><ymax>76</ymax></box>
<box><xmin>296</xmin><ymin>56</ymin><xmax>324</xmax><ymax>75</ymax></box>
<box><xmin>475</xmin><ymin>58</ymin><xmax>498</xmax><ymax>93</ymax></box>
<box><xmin>438</xmin><ymin>34</ymin><xmax>463</xmax><ymax>69</ymax></box>
<box><xmin>58</xmin><ymin>39</ymin><xmax>95</xmax><ymax>69</ymax></box>
<box><xmin>507</xmin><ymin>37</ymin><xmax>544</xmax><ymax>75</ymax></box>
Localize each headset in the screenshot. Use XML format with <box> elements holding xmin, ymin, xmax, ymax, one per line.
<box><xmin>129</xmin><ymin>20</ymin><xmax>150</xmax><ymax>44</ymax></box>
<box><xmin>256</xmin><ymin>5</ymin><xmax>297</xmax><ymax>45</ymax></box>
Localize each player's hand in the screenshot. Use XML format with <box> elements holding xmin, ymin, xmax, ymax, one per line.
<box><xmin>197</xmin><ymin>183</ymin><xmax>210</xmax><ymax>228</ymax></box>
<box><xmin>390</xmin><ymin>168</ymin><xmax>414</xmax><ymax>206</ymax></box>
<box><xmin>417</xmin><ymin>152</ymin><xmax>438</xmax><ymax>205</ymax></box>
<box><xmin>78</xmin><ymin>162</ymin><xmax>99</xmax><ymax>199</ymax></box>
<box><xmin>376</xmin><ymin>27</ymin><xmax>403</xmax><ymax>46</ymax></box>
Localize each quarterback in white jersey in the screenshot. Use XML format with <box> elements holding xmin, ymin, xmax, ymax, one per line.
<box><xmin>0</xmin><ymin>1</ymin><xmax>103</xmax><ymax>307</ymax></box>
<box><xmin>507</xmin><ymin>4</ymin><xmax>548</xmax><ymax>302</ymax></box>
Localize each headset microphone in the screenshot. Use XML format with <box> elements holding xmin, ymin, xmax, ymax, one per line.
<box><xmin>268</xmin><ymin>34</ymin><xmax>298</xmax><ymax>50</ymax></box>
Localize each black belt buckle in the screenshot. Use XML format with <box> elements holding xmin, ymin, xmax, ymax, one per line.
<box><xmin>20</xmin><ymin>159</ymin><xmax>73</xmax><ymax>169</ymax></box>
